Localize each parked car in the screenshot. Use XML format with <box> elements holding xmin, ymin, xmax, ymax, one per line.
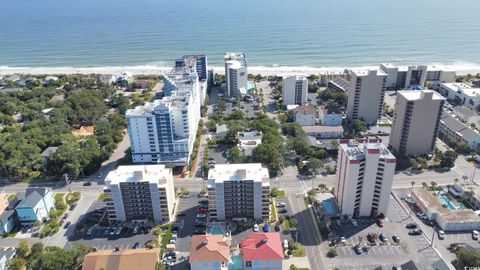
<box><xmin>279</xmin><ymin>209</ymin><xmax>288</xmax><ymax>214</ymax></box>
<box><xmin>196</xmin><ymin>213</ymin><xmax>207</xmax><ymax>219</ymax></box>
<box><xmin>263</xmin><ymin>224</ymin><xmax>270</xmax><ymax>232</ymax></box>
<box><xmin>379</xmin><ymin>233</ymin><xmax>388</xmax><ymax>242</ymax></box>
<box><xmin>438</xmin><ymin>230</ymin><xmax>445</xmax><ymax>240</ymax></box>
<box><xmin>392</xmin><ymin>235</ymin><xmax>400</xmax><ymax>243</ymax></box>
<box><xmin>133</xmin><ymin>242</ymin><xmax>140</xmax><ymax>249</ymax></box>
<box><xmin>473</xmin><ymin>230</ymin><xmax>479</xmax><ymax>240</ymax></box>
<box><xmin>63</xmin><ymin>221</ymin><xmax>71</xmax><ymax>229</ymax></box>
<box><xmin>405</xmin><ymin>223</ymin><xmax>417</xmax><ymax>229</ymax></box>
<box><xmin>133</xmin><ymin>226</ymin><xmax>139</xmax><ymax>234</ymax></box>
<box><xmin>83</xmin><ymin>181</ymin><xmax>92</xmax><ymax>186</ymax></box>
<box><xmin>409</xmin><ymin>229</ymin><xmax>422</xmax><ymax>236</ymax></box>
<box><xmin>353</xmin><ymin>245</ymin><xmax>363</xmax><ymax>255</ymax></box>
<box><xmin>63</xmin><ymin>213</ymin><xmax>69</xmax><ymax>219</ymax></box>
<box><xmin>277</xmin><ymin>202</ymin><xmax>286</xmax><ymax>208</ymax></box>
<box><xmin>340</xmin><ymin>236</ymin><xmax>346</xmax><ymax>244</ymax></box>
<box><xmin>115</xmin><ymin>227</ymin><xmax>122</xmax><ymax>235</ymax></box>
<box><xmin>283</xmin><ymin>239</ymin><xmax>289</xmax><ymax>249</ymax></box>
<box><xmin>274</xmin><ymin>224</ymin><xmax>281</xmax><ymax>232</ymax></box>
<box><xmin>194</xmin><ymin>229</ymin><xmax>205</xmax><ymax>235</ymax></box>
<box><xmin>253</xmin><ymin>224</ymin><xmax>259</xmax><ymax>232</ymax></box>
<box><xmin>110</xmin><ymin>227</ymin><xmax>116</xmax><ymax>235</ymax></box>
<box><xmin>199</xmin><ymin>200</ymin><xmax>208</xmax><ymax>205</ymax></box>
<box><xmin>69</xmin><ymin>203</ymin><xmax>77</xmax><ymax>211</ymax></box>
<box><xmin>351</xmin><ymin>219</ymin><xmax>358</xmax><ymax>227</ymax></box>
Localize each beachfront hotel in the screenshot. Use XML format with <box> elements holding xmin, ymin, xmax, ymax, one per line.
<box><xmin>207</xmin><ymin>164</ymin><xmax>270</xmax><ymax>221</ymax></box>
<box><xmin>224</xmin><ymin>52</ymin><xmax>248</xmax><ymax>97</ymax></box>
<box><xmin>126</xmin><ymin>55</ymin><xmax>206</xmax><ymax>166</ymax></box>
<box><xmin>104</xmin><ymin>165</ymin><xmax>176</xmax><ymax>224</ymax></box>
<box><xmin>380</xmin><ymin>63</ymin><xmax>456</xmax><ymax>89</ymax></box>
<box><xmin>335</xmin><ymin>138</ymin><xmax>396</xmax><ymax>217</ymax></box>
<box><xmin>346</xmin><ymin>69</ymin><xmax>387</xmax><ymax>125</ymax></box>
<box><xmin>389</xmin><ymin>90</ymin><xmax>445</xmax><ymax>156</ymax></box>
<box><xmin>282</xmin><ymin>75</ymin><xmax>308</xmax><ymax>106</ymax></box>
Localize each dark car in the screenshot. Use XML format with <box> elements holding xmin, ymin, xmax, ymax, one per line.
<box><xmin>133</xmin><ymin>242</ymin><xmax>140</xmax><ymax>249</ymax></box>
<box><xmin>63</xmin><ymin>213</ymin><xmax>69</xmax><ymax>219</ymax></box>
<box><xmin>330</xmin><ymin>239</ymin><xmax>338</xmax><ymax>246</ymax></box>
<box><xmin>83</xmin><ymin>181</ymin><xmax>92</xmax><ymax>186</ymax></box>
<box><xmin>177</xmin><ymin>213</ymin><xmax>186</xmax><ymax>217</ymax></box>
<box><xmin>274</xmin><ymin>224</ymin><xmax>281</xmax><ymax>232</ymax></box>
<box><xmin>392</xmin><ymin>235</ymin><xmax>400</xmax><ymax>243</ymax></box>
<box><xmin>69</xmin><ymin>203</ymin><xmax>77</xmax><ymax>211</ymax></box>
<box><xmin>194</xmin><ymin>229</ymin><xmax>205</xmax><ymax>235</ymax></box>
<box><xmin>353</xmin><ymin>246</ymin><xmax>363</xmax><ymax>255</ymax></box>
<box><xmin>199</xmin><ymin>200</ymin><xmax>208</xmax><ymax>205</ymax></box>
<box><xmin>409</xmin><ymin>229</ymin><xmax>422</xmax><ymax>235</ymax></box>
<box><xmin>64</xmin><ymin>221</ymin><xmax>71</xmax><ymax>229</ymax></box>
<box><xmin>279</xmin><ymin>209</ymin><xmax>288</xmax><ymax>214</ymax></box>
<box><xmin>405</xmin><ymin>223</ymin><xmax>417</xmax><ymax>229</ymax></box>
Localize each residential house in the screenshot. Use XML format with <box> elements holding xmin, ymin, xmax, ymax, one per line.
<box><xmin>0</xmin><ymin>193</ymin><xmax>17</xmax><ymax>236</ymax></box>
<box><xmin>15</xmin><ymin>187</ymin><xmax>54</xmax><ymax>225</ymax></box>
<box><xmin>82</xmin><ymin>248</ymin><xmax>161</xmax><ymax>270</ymax></box>
<box><xmin>189</xmin><ymin>235</ymin><xmax>231</xmax><ymax>270</ymax></box>
<box><xmin>215</xmin><ymin>124</ymin><xmax>228</xmax><ymax>139</ymax></box>
<box><xmin>302</xmin><ymin>125</ymin><xmax>344</xmax><ymax>139</ymax></box>
<box><xmin>327</xmin><ymin>77</ymin><xmax>349</xmax><ymax>92</ymax></box>
<box><xmin>100</xmin><ymin>74</ymin><xmax>117</xmax><ymax>85</ymax></box>
<box><xmin>40</xmin><ymin>147</ymin><xmax>58</xmax><ymax>164</ymax></box>
<box><xmin>116</xmin><ymin>72</ymin><xmax>134</xmax><ymax>89</ymax></box>
<box><xmin>291</xmin><ymin>104</ymin><xmax>317</xmax><ymax>126</ymax></box>
<box><xmin>0</xmin><ymin>247</ymin><xmax>16</xmax><ymax>270</ymax></box>
<box><xmin>237</xmin><ymin>131</ymin><xmax>262</xmax><ymax>156</ymax></box>
<box><xmin>240</xmin><ymin>232</ymin><xmax>284</xmax><ymax>270</ymax></box>
<box><xmin>319</xmin><ymin>106</ymin><xmax>342</xmax><ymax>126</ymax></box>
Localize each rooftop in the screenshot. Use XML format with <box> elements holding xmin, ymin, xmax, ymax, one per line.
<box><xmin>189</xmin><ymin>235</ymin><xmax>230</xmax><ymax>263</ymax></box>
<box><xmin>320</xmin><ymin>105</ymin><xmax>342</xmax><ymax>115</ymax></box>
<box><xmin>440</xmin><ymin>115</ymin><xmax>480</xmax><ymax>141</ymax></box>
<box><xmin>237</xmin><ymin>131</ymin><xmax>263</xmax><ymax>142</ymax></box>
<box><xmin>126</xmin><ymin>94</ymin><xmax>191</xmax><ymax>116</ymax></box>
<box><xmin>412</xmin><ymin>188</ymin><xmax>480</xmax><ymax>223</ymax></box>
<box><xmin>208</xmin><ymin>163</ymin><xmax>269</xmax><ymax>183</ymax></box>
<box><xmin>397</xmin><ymin>90</ymin><xmax>446</xmax><ymax>101</ymax></box>
<box><xmin>17</xmin><ymin>191</ymin><xmax>43</xmax><ymax>209</ymax></box>
<box><xmin>41</xmin><ymin>147</ymin><xmax>58</xmax><ymax>158</ymax></box>
<box><xmin>292</xmin><ymin>104</ymin><xmax>317</xmax><ymax>116</ymax></box>
<box><xmin>302</xmin><ymin>125</ymin><xmax>344</xmax><ymax>133</ymax></box>
<box><xmin>82</xmin><ymin>248</ymin><xmax>160</xmax><ymax>270</ymax></box>
<box><xmin>350</xmin><ymin>69</ymin><xmax>387</xmax><ymax>77</ymax></box>
<box><xmin>240</xmin><ymin>232</ymin><xmax>284</xmax><ymax>261</ymax></box>
<box><xmin>329</xmin><ymin>77</ymin><xmax>350</xmax><ymax>91</ymax></box>
<box><xmin>453</xmin><ymin>106</ymin><xmax>479</xmax><ymax>119</ymax></box>
<box><xmin>441</xmin><ymin>83</ymin><xmax>480</xmax><ymax>96</ymax></box>
<box><xmin>339</xmin><ymin>138</ymin><xmax>396</xmax><ymax>161</ymax></box>
<box><xmin>104</xmin><ymin>165</ymin><xmax>171</xmax><ymax>186</ymax></box>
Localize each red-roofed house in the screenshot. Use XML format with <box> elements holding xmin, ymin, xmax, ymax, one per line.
<box><xmin>240</xmin><ymin>232</ymin><xmax>284</xmax><ymax>270</ymax></box>
<box><xmin>189</xmin><ymin>235</ymin><xmax>231</xmax><ymax>270</ymax></box>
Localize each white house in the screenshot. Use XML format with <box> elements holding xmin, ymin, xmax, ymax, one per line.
<box><xmin>319</xmin><ymin>106</ymin><xmax>342</xmax><ymax>126</ymax></box>
<box><xmin>302</xmin><ymin>125</ymin><xmax>344</xmax><ymax>139</ymax></box>
<box><xmin>237</xmin><ymin>131</ymin><xmax>262</xmax><ymax>156</ymax></box>
<box><xmin>291</xmin><ymin>104</ymin><xmax>317</xmax><ymax>126</ymax></box>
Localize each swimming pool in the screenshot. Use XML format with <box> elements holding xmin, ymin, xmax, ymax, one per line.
<box><xmin>207</xmin><ymin>223</ymin><xmax>229</xmax><ymax>236</ymax></box>
<box><xmin>438</xmin><ymin>190</ymin><xmax>465</xmax><ymax>210</ymax></box>
<box><xmin>323</xmin><ymin>199</ymin><xmax>338</xmax><ymax>215</ymax></box>
<box><xmin>209</xmin><ymin>226</ymin><xmax>224</xmax><ymax>235</ymax></box>
<box><xmin>231</xmin><ymin>255</ymin><xmax>243</xmax><ymax>270</ymax></box>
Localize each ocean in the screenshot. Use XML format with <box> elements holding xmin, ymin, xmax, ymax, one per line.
<box><xmin>1</xmin><ymin>0</ymin><xmax>480</xmax><ymax>70</ymax></box>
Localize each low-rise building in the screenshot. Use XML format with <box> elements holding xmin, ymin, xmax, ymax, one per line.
<box><xmin>464</xmin><ymin>186</ymin><xmax>480</xmax><ymax>211</ymax></box>
<box><xmin>411</xmin><ymin>188</ymin><xmax>480</xmax><ymax>231</ymax></box>
<box><xmin>208</xmin><ymin>164</ymin><xmax>270</xmax><ymax>221</ymax></box>
<box><xmin>15</xmin><ymin>188</ymin><xmax>54</xmax><ymax>225</ymax></box>
<box><xmin>189</xmin><ymin>235</ymin><xmax>231</xmax><ymax>270</ymax></box>
<box><xmin>302</xmin><ymin>125</ymin><xmax>344</xmax><ymax>139</ymax></box>
<box><xmin>291</xmin><ymin>104</ymin><xmax>317</xmax><ymax>126</ymax></box>
<box><xmin>215</xmin><ymin>124</ymin><xmax>228</xmax><ymax>139</ymax></box>
<box><xmin>240</xmin><ymin>232</ymin><xmax>284</xmax><ymax>270</ymax></box>
<box><xmin>319</xmin><ymin>106</ymin><xmax>342</xmax><ymax>126</ymax></box>
<box><xmin>319</xmin><ymin>70</ymin><xmax>348</xmax><ymax>87</ymax></box>
<box><xmin>0</xmin><ymin>193</ymin><xmax>17</xmax><ymax>236</ymax></box>
<box><xmin>82</xmin><ymin>248</ymin><xmax>161</xmax><ymax>270</ymax></box>
<box><xmin>104</xmin><ymin>165</ymin><xmax>176</xmax><ymax>224</ymax></box>
<box><xmin>439</xmin><ymin>115</ymin><xmax>480</xmax><ymax>149</ymax></box>
<box><xmin>237</xmin><ymin>131</ymin><xmax>262</xmax><ymax>156</ymax></box>
<box><xmin>327</xmin><ymin>77</ymin><xmax>350</xmax><ymax>92</ymax></box>
<box><xmin>436</xmin><ymin>82</ymin><xmax>480</xmax><ymax>107</ymax></box>
<box><xmin>453</xmin><ymin>106</ymin><xmax>480</xmax><ymax>126</ymax></box>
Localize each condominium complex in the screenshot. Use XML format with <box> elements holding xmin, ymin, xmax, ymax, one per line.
<box><xmin>346</xmin><ymin>70</ymin><xmax>387</xmax><ymax>125</ymax></box>
<box><xmin>207</xmin><ymin>164</ymin><xmax>270</xmax><ymax>221</ymax></box>
<box><xmin>126</xmin><ymin>55</ymin><xmax>206</xmax><ymax>166</ymax></box>
<box><xmin>335</xmin><ymin>138</ymin><xmax>396</xmax><ymax>217</ymax></box>
<box><xmin>380</xmin><ymin>64</ymin><xmax>455</xmax><ymax>89</ymax></box>
<box><xmin>439</xmin><ymin>115</ymin><xmax>480</xmax><ymax>149</ymax></box>
<box><xmin>435</xmin><ymin>82</ymin><xmax>480</xmax><ymax>107</ymax></box>
<box><xmin>225</xmin><ymin>52</ymin><xmax>248</xmax><ymax>97</ymax></box>
<box><xmin>104</xmin><ymin>165</ymin><xmax>176</xmax><ymax>224</ymax></box>
<box><xmin>389</xmin><ymin>90</ymin><xmax>445</xmax><ymax>156</ymax></box>
<box><xmin>282</xmin><ymin>75</ymin><xmax>308</xmax><ymax>106</ymax></box>
<box><xmin>319</xmin><ymin>70</ymin><xmax>349</xmax><ymax>87</ymax></box>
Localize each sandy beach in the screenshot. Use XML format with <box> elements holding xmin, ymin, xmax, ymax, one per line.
<box><xmin>0</xmin><ymin>64</ymin><xmax>479</xmax><ymax>76</ymax></box>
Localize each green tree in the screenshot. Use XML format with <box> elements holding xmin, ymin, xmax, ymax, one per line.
<box><xmin>17</xmin><ymin>239</ymin><xmax>30</xmax><ymax>258</ymax></box>
<box><xmin>352</xmin><ymin>119</ymin><xmax>368</xmax><ymax>133</ymax></box>
<box><xmin>230</xmin><ymin>146</ymin><xmax>245</xmax><ymax>163</ymax></box>
<box><xmin>8</xmin><ymin>258</ymin><xmax>26</xmax><ymax>270</ymax></box>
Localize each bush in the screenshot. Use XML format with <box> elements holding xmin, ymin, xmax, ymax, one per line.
<box><xmin>327</xmin><ymin>247</ymin><xmax>338</xmax><ymax>257</ymax></box>
<box><xmin>66</xmin><ymin>192</ymin><xmax>81</xmax><ymax>205</ymax></box>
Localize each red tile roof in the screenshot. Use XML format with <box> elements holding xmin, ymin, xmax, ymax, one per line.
<box><xmin>240</xmin><ymin>232</ymin><xmax>284</xmax><ymax>261</ymax></box>
<box><xmin>189</xmin><ymin>235</ymin><xmax>230</xmax><ymax>263</ymax></box>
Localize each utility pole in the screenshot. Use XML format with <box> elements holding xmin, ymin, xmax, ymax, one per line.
<box><xmin>64</xmin><ymin>174</ymin><xmax>72</xmax><ymax>194</ymax></box>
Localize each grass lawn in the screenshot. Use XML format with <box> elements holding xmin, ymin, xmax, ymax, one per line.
<box><xmin>277</xmin><ymin>189</ymin><xmax>286</xmax><ymax>197</ymax></box>
<box><xmin>7</xmin><ymin>194</ymin><xmax>16</xmax><ymax>203</ymax></box>
<box><xmin>283</xmin><ymin>219</ymin><xmax>291</xmax><ymax>230</ymax></box>
<box><xmin>291</xmin><ymin>242</ymin><xmax>307</xmax><ymax>257</ymax></box>
<box><xmin>270</xmin><ymin>199</ymin><xmax>278</xmax><ymax>221</ymax></box>
<box><xmin>98</xmin><ymin>192</ymin><xmax>105</xmax><ymax>202</ymax></box>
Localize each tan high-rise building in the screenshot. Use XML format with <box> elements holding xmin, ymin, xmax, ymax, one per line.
<box><xmin>346</xmin><ymin>70</ymin><xmax>387</xmax><ymax>125</ymax></box>
<box><xmin>389</xmin><ymin>90</ymin><xmax>445</xmax><ymax>156</ymax></box>
<box><xmin>335</xmin><ymin>138</ymin><xmax>396</xmax><ymax>217</ymax></box>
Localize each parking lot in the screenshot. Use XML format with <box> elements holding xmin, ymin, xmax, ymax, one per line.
<box><xmin>337</xmin><ymin>245</ymin><xmax>405</xmax><ymax>257</ymax></box>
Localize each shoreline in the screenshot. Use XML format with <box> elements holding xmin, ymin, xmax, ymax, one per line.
<box><xmin>1</xmin><ymin>64</ymin><xmax>479</xmax><ymax>76</ymax></box>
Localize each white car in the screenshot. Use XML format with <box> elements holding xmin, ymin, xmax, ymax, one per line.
<box><xmin>283</xmin><ymin>239</ymin><xmax>289</xmax><ymax>249</ymax></box>
<box><xmin>133</xmin><ymin>226</ymin><xmax>139</xmax><ymax>234</ymax></box>
<box><xmin>115</xmin><ymin>227</ymin><xmax>122</xmax><ymax>235</ymax></box>
<box><xmin>438</xmin><ymin>230</ymin><xmax>445</xmax><ymax>240</ymax></box>
<box><xmin>473</xmin><ymin>230</ymin><xmax>479</xmax><ymax>240</ymax></box>
<box><xmin>351</xmin><ymin>219</ymin><xmax>358</xmax><ymax>227</ymax></box>
<box><xmin>340</xmin><ymin>237</ymin><xmax>346</xmax><ymax>244</ymax></box>
<box><xmin>277</xmin><ymin>202</ymin><xmax>286</xmax><ymax>208</ymax></box>
<box><xmin>253</xmin><ymin>224</ymin><xmax>259</xmax><ymax>232</ymax></box>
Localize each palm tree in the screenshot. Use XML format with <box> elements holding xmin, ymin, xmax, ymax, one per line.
<box><xmin>318</xmin><ymin>183</ymin><xmax>327</xmax><ymax>192</ymax></box>
<box><xmin>410</xmin><ymin>181</ymin><xmax>416</xmax><ymax>189</ymax></box>
<box><xmin>430</xmin><ymin>181</ymin><xmax>437</xmax><ymax>190</ymax></box>
<box><xmin>422</xmin><ymin>182</ymin><xmax>428</xmax><ymax>189</ymax></box>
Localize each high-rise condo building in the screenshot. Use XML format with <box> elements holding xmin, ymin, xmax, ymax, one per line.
<box><xmin>389</xmin><ymin>90</ymin><xmax>445</xmax><ymax>156</ymax></box>
<box><xmin>225</xmin><ymin>52</ymin><xmax>248</xmax><ymax>97</ymax></box>
<box><xmin>126</xmin><ymin>55</ymin><xmax>205</xmax><ymax>166</ymax></box>
<box><xmin>346</xmin><ymin>70</ymin><xmax>387</xmax><ymax>125</ymax></box>
<box><xmin>282</xmin><ymin>75</ymin><xmax>308</xmax><ymax>106</ymax></box>
<box><xmin>208</xmin><ymin>164</ymin><xmax>270</xmax><ymax>221</ymax></box>
<box><xmin>335</xmin><ymin>138</ymin><xmax>396</xmax><ymax>217</ymax></box>
<box><xmin>104</xmin><ymin>165</ymin><xmax>176</xmax><ymax>224</ymax></box>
